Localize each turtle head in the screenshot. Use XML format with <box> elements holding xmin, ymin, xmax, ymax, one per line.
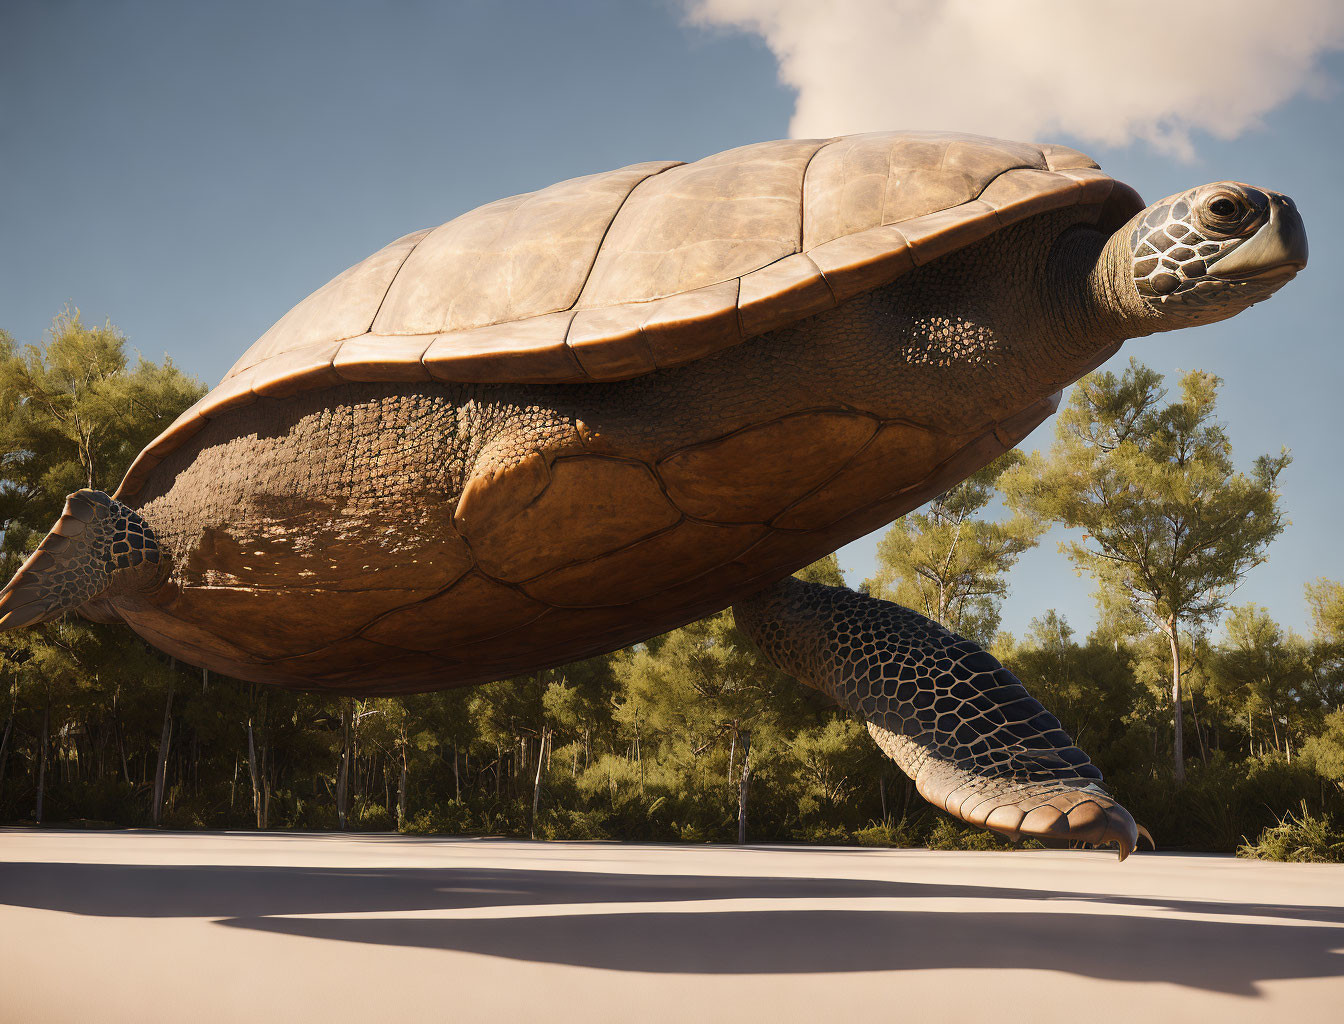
<box><xmin>1120</xmin><ymin>182</ymin><xmax>1307</xmax><ymax>330</ymax></box>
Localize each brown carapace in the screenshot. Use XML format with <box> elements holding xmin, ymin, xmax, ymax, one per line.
<box><xmin>0</xmin><ymin>131</ymin><xmax>1306</xmax><ymax>857</ymax></box>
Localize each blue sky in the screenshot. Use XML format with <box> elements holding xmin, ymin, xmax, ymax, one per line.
<box><xmin>2</xmin><ymin>1</ymin><xmax>1341</xmax><ymax>640</ymax></box>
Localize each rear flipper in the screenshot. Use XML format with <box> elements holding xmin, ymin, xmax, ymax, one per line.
<box><xmin>735</xmin><ymin>576</ymin><xmax>1142</xmax><ymax>860</ymax></box>
<box><xmin>0</xmin><ymin>490</ymin><xmax>168</xmax><ymax>631</ymax></box>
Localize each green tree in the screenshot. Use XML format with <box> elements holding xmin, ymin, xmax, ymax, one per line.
<box><xmin>1301</xmin><ymin>709</ymin><xmax>1344</xmax><ymax>796</ymax></box>
<box><xmin>866</xmin><ymin>452</ymin><xmax>1042</xmax><ymax>644</ymax></box>
<box><xmin>1307</xmin><ymin>578</ymin><xmax>1344</xmax><ymax>642</ymax></box>
<box><xmin>786</xmin><ymin>718</ymin><xmax>872</xmax><ymax>820</ymax></box>
<box><xmin>611</xmin><ymin>558</ymin><xmax>842</xmax><ymax>843</ymax></box>
<box><xmin>0</xmin><ymin>311</ymin><xmax>206</xmax><ymax>823</ymax></box>
<box><xmin>1304</xmin><ymin>578</ymin><xmax>1344</xmax><ymax>714</ymax></box>
<box><xmin>794</xmin><ymin>553</ymin><xmax>847</xmax><ymax>588</ymax></box>
<box><xmin>0</xmin><ymin>309</ymin><xmax>203</xmax><ymax>501</ymax></box>
<box><xmin>1212</xmin><ymin>606</ymin><xmax>1311</xmax><ymax>760</ymax></box>
<box><xmin>1003</xmin><ymin>360</ymin><xmax>1290</xmax><ymax>782</ymax></box>
<box><xmin>614</xmin><ymin>610</ymin><xmax>782</xmax><ymax>843</ymax></box>
<box><xmin>994</xmin><ymin>611</ymin><xmax>1134</xmax><ymax>757</ymax></box>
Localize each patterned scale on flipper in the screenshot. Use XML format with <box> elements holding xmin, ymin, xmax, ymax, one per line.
<box><xmin>734</xmin><ymin>576</ymin><xmax>1141</xmax><ymax>857</ymax></box>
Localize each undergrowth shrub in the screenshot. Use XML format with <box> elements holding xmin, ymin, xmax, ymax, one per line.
<box><xmin>1238</xmin><ymin>803</ymin><xmax>1344</xmax><ymax>863</ymax></box>
<box><xmin>852</xmin><ymin>816</ymin><xmax>924</xmax><ymax>847</ymax></box>
<box><xmin>537</xmin><ymin>807</ymin><xmax>610</xmax><ymax>840</ymax></box>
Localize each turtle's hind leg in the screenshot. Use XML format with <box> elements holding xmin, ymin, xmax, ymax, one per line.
<box><xmin>0</xmin><ymin>490</ymin><xmax>169</xmax><ymax>630</ymax></box>
<box><xmin>734</xmin><ymin>576</ymin><xmax>1140</xmax><ymax>859</ymax></box>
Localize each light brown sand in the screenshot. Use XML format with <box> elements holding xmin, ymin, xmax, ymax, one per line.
<box><xmin>1</xmin><ymin>829</ymin><xmax>1341</xmax><ymax>1023</ymax></box>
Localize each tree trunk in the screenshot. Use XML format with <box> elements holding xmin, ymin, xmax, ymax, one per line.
<box><xmin>246</xmin><ymin>716</ymin><xmax>263</xmax><ymax>829</ymax></box>
<box><xmin>0</xmin><ymin>685</ymin><xmax>15</xmax><ymax>800</ymax></box>
<box><xmin>530</xmin><ymin>726</ymin><xmax>550</xmax><ymax>839</ymax></box>
<box><xmin>1169</xmin><ymin>623</ymin><xmax>1185</xmax><ymax>784</ymax></box>
<box><xmin>397</xmin><ymin>724</ymin><xmax>409</xmax><ymax>830</ymax></box>
<box><xmin>1189</xmin><ymin>688</ymin><xmax>1208</xmax><ymax>765</ymax></box>
<box><xmin>336</xmin><ymin>701</ymin><xmax>351</xmax><ymax>830</ymax></box>
<box><xmin>727</xmin><ymin>730</ymin><xmax>736</xmax><ymax>792</ymax></box>
<box><xmin>350</xmin><ymin>702</ymin><xmax>361</xmax><ymax>807</ymax></box>
<box><xmin>194</xmin><ymin>668</ymin><xmax>209</xmax><ymax>796</ymax></box>
<box><xmin>397</xmin><ymin>757</ymin><xmax>408</xmax><ymax>830</ymax></box>
<box><xmin>151</xmin><ymin>668</ymin><xmax>176</xmax><ymax>825</ymax></box>
<box><xmin>879</xmin><ymin>771</ymin><xmax>888</xmax><ymax>822</ymax></box>
<box><xmin>112</xmin><ymin>688</ymin><xmax>131</xmax><ymax>785</ymax></box>
<box><xmin>36</xmin><ymin>690</ymin><xmax>50</xmax><ymax>823</ymax></box>
<box><xmin>737</xmin><ymin>730</ymin><xmax>752</xmax><ymax>845</ymax></box>
<box><xmin>260</xmin><ymin>734</ymin><xmax>271</xmax><ymax>830</ymax></box>
<box><xmin>452</xmin><ymin>742</ymin><xmax>460</xmax><ymax>801</ymax></box>
<box><xmin>633</xmin><ymin>708</ymin><xmax>643</xmax><ymax>796</ymax></box>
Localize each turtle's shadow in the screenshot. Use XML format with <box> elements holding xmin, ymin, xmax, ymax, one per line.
<box><xmin>224</xmin><ymin>906</ymin><xmax>1344</xmax><ymax>994</ymax></box>
<box><xmin>3</xmin><ymin>852</ymin><xmax>1342</xmax><ymax>994</ymax></box>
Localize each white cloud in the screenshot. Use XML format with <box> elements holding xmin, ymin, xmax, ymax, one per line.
<box><xmin>685</xmin><ymin>0</ymin><xmax>1344</xmax><ymax>158</ymax></box>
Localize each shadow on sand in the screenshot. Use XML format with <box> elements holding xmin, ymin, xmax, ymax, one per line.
<box><xmin>3</xmin><ymin>856</ymin><xmax>1341</xmax><ymax>993</ymax></box>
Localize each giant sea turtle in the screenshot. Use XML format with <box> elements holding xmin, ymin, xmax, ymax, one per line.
<box><xmin>0</xmin><ymin>132</ymin><xmax>1307</xmax><ymax>856</ymax></box>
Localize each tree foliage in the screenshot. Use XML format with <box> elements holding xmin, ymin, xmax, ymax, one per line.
<box><xmin>0</xmin><ymin>309</ymin><xmax>206</xmax><ymax>555</ymax></box>
<box><xmin>1003</xmin><ymin>359</ymin><xmax>1290</xmax><ymax>780</ymax></box>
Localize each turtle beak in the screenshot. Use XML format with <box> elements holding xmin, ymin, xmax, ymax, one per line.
<box><xmin>1209</xmin><ymin>193</ymin><xmax>1308</xmax><ymax>280</ymax></box>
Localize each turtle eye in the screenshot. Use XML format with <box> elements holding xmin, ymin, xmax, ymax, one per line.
<box><xmin>1196</xmin><ymin>190</ymin><xmax>1259</xmax><ymax>238</ymax></box>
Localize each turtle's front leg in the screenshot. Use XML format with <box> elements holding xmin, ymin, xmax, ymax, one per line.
<box><xmin>734</xmin><ymin>576</ymin><xmax>1140</xmax><ymax>859</ymax></box>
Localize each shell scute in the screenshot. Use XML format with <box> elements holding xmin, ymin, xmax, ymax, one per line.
<box><xmin>576</xmin><ymin>138</ymin><xmax>827</xmax><ymax>308</ymax></box>
<box><xmin>520</xmin><ymin>520</ymin><xmax>766</xmax><ymax>608</ymax></box>
<box><xmin>657</xmin><ymin>412</ymin><xmax>878</xmax><ymax>523</ymax></box>
<box><xmin>737</xmin><ymin>253</ymin><xmax>835</xmax><ymax>335</ymax></box>
<box><xmin>465</xmin><ymin>456</ymin><xmax>680</xmax><ymax>583</ymax></box>
<box><xmin>808</xmin><ymin>225</ymin><xmax>916</xmax><ymax>303</ymax></box>
<box><xmin>331</xmin><ymin>333</ymin><xmax>433</xmax><ymax>383</ymax></box>
<box><xmin>423</xmin><ymin>310</ymin><xmax>581</xmax><ymax>383</ymax></box>
<box><xmin>566</xmin><ymin>306</ymin><xmax>660</xmax><ymax>380</ymax></box>
<box><xmin>231</xmin><ymin>228</ymin><xmax>429</xmax><ymax>380</ymax></box>
<box><xmin>359</xmin><ymin>572</ymin><xmax>546</xmax><ymax>653</ymax></box>
<box><xmin>638</xmin><ymin>279</ymin><xmax>742</xmax><ymax>368</ymax></box>
<box><xmin>771</xmin><ymin>421</ymin><xmax>957</xmax><ymax>531</ymax></box>
<box><xmin>373</xmin><ymin>162</ymin><xmax>679</xmax><ymax>336</ymax></box>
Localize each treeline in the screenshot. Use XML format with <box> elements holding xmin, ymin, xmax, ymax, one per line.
<box><xmin>1</xmin><ymin>312</ymin><xmax>1342</xmax><ymax>856</ymax></box>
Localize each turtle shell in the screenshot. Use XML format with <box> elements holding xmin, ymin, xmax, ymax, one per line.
<box><xmin>116</xmin><ymin>131</ymin><xmax>1142</xmax><ymax>500</ymax></box>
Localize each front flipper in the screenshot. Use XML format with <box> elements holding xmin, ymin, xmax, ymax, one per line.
<box><xmin>735</xmin><ymin>577</ymin><xmax>1140</xmax><ymax>859</ymax></box>
<box><xmin>0</xmin><ymin>490</ymin><xmax>169</xmax><ymax>631</ymax></box>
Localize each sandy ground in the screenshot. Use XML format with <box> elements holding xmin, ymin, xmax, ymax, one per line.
<box><xmin>1</xmin><ymin>830</ymin><xmax>1342</xmax><ymax>1023</ymax></box>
